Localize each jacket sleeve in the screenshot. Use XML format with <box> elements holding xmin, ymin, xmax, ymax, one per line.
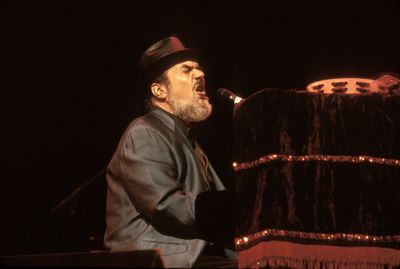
<box><xmin>116</xmin><ymin>125</ymin><xmax>199</xmax><ymax>238</ymax></box>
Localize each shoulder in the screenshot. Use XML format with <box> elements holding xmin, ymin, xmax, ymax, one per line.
<box><xmin>121</xmin><ymin>110</ymin><xmax>174</xmax><ymax>145</ymax></box>
<box><xmin>128</xmin><ymin>110</ymin><xmax>171</xmax><ymax>133</ymax></box>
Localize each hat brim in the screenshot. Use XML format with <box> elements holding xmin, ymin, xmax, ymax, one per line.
<box><xmin>144</xmin><ymin>48</ymin><xmax>205</xmax><ymax>83</ymax></box>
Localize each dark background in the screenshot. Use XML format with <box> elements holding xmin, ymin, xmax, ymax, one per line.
<box><xmin>1</xmin><ymin>0</ymin><xmax>399</xmax><ymax>255</ymax></box>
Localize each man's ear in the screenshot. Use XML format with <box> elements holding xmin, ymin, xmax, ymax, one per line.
<box><xmin>151</xmin><ymin>83</ymin><xmax>168</xmax><ymax>99</ymax></box>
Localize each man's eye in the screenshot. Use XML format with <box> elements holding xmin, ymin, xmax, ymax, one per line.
<box><xmin>182</xmin><ymin>66</ymin><xmax>193</xmax><ymax>73</ymax></box>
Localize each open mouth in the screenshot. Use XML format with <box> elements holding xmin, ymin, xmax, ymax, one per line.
<box><xmin>195</xmin><ymin>83</ymin><xmax>205</xmax><ymax>92</ymax></box>
<box><xmin>195</xmin><ymin>84</ymin><xmax>208</xmax><ymax>99</ymax></box>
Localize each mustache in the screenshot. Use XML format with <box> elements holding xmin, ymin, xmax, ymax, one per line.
<box><xmin>194</xmin><ymin>79</ymin><xmax>206</xmax><ymax>91</ymax></box>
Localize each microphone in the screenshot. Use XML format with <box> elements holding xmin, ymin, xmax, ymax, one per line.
<box><xmin>216</xmin><ymin>88</ymin><xmax>244</xmax><ymax>104</ymax></box>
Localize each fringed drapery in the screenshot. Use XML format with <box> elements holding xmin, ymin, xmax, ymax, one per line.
<box><xmin>233</xmin><ymin>89</ymin><xmax>400</xmax><ymax>268</ymax></box>
<box><xmin>238</xmin><ymin>240</ymin><xmax>400</xmax><ymax>269</ymax></box>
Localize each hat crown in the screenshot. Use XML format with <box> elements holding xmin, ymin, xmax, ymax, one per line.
<box><xmin>139</xmin><ymin>36</ymin><xmax>203</xmax><ymax>83</ymax></box>
<box><xmin>139</xmin><ymin>36</ymin><xmax>187</xmax><ymax>70</ymax></box>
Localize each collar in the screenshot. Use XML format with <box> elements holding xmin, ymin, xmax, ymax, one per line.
<box><xmin>151</xmin><ymin>107</ymin><xmax>191</xmax><ymax>138</ymax></box>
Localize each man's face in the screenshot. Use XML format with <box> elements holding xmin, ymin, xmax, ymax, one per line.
<box><xmin>164</xmin><ymin>60</ymin><xmax>212</xmax><ymax>123</ymax></box>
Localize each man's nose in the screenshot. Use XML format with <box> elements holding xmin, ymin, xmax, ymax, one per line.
<box><xmin>193</xmin><ymin>68</ymin><xmax>205</xmax><ymax>79</ymax></box>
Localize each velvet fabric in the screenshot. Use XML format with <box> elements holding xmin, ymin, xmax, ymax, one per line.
<box><xmin>233</xmin><ymin>88</ymin><xmax>400</xmax><ymax>237</ymax></box>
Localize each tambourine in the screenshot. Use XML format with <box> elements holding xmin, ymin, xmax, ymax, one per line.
<box><xmin>306</xmin><ymin>78</ymin><xmax>387</xmax><ymax>94</ymax></box>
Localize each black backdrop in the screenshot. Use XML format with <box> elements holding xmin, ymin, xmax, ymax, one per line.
<box><xmin>1</xmin><ymin>0</ymin><xmax>400</xmax><ymax>255</ymax></box>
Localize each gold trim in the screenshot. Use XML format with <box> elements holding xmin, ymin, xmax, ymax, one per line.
<box><xmin>235</xmin><ymin>228</ymin><xmax>400</xmax><ymax>248</ymax></box>
<box><xmin>233</xmin><ymin>154</ymin><xmax>400</xmax><ymax>172</ymax></box>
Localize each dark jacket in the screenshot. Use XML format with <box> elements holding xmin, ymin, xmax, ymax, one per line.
<box><xmin>104</xmin><ymin>107</ymin><xmax>227</xmax><ymax>268</ymax></box>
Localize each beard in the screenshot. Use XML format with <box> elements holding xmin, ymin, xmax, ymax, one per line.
<box><xmin>168</xmin><ymin>94</ymin><xmax>213</xmax><ymax>123</ymax></box>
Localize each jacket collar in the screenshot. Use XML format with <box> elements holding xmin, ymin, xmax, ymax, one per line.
<box><xmin>151</xmin><ymin>107</ymin><xmax>191</xmax><ymax>138</ymax></box>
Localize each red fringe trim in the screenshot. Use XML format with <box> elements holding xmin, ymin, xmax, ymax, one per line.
<box><xmin>238</xmin><ymin>240</ymin><xmax>400</xmax><ymax>269</ymax></box>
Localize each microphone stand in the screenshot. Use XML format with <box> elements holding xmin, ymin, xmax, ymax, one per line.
<box><xmin>50</xmin><ymin>167</ymin><xmax>106</xmax><ymax>250</ymax></box>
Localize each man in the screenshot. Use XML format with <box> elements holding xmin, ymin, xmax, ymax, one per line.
<box><xmin>104</xmin><ymin>37</ymin><xmax>237</xmax><ymax>268</ymax></box>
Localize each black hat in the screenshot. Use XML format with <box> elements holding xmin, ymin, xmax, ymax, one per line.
<box><xmin>139</xmin><ymin>36</ymin><xmax>204</xmax><ymax>83</ymax></box>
